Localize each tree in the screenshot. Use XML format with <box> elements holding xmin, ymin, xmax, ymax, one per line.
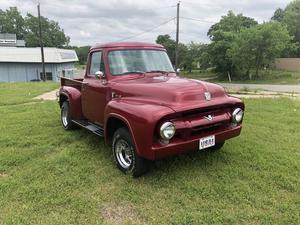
<box><xmin>156</xmin><ymin>34</ymin><xmax>176</xmax><ymax>64</ymax></box>
<box><xmin>229</xmin><ymin>22</ymin><xmax>292</xmax><ymax>79</ymax></box>
<box><xmin>0</xmin><ymin>6</ymin><xmax>69</xmax><ymax>47</ymax></box>
<box><xmin>24</xmin><ymin>13</ymin><xmax>70</xmax><ymax>47</ymax></box>
<box><xmin>271</xmin><ymin>1</ymin><xmax>300</xmax><ymax>56</ymax></box>
<box><xmin>207</xmin><ymin>11</ymin><xmax>258</xmax><ymax>77</ymax></box>
<box><xmin>0</xmin><ymin>7</ymin><xmax>25</xmax><ymax>39</ymax></box>
<box><xmin>178</xmin><ymin>43</ymin><xmax>188</xmax><ymax>69</ymax></box>
<box><xmin>197</xmin><ymin>44</ymin><xmax>211</xmax><ymax>70</ymax></box>
<box><xmin>282</xmin><ymin>0</ymin><xmax>300</xmax><ymax>48</ymax></box>
<box><xmin>183</xmin><ymin>42</ymin><xmax>209</xmax><ymax>72</ymax></box>
<box><xmin>156</xmin><ymin>34</ymin><xmax>188</xmax><ymax>68</ymax></box>
<box><xmin>208</xmin><ymin>11</ymin><xmax>257</xmax><ymax>41</ymax></box>
<box><xmin>74</xmin><ymin>46</ymin><xmax>91</xmax><ymax>64</ymax></box>
<box><xmin>271</xmin><ymin>8</ymin><xmax>285</xmax><ymax>22</ymax></box>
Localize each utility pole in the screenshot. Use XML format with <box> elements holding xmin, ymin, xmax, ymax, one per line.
<box><xmin>37</xmin><ymin>3</ymin><xmax>46</xmax><ymax>82</ymax></box>
<box><xmin>175</xmin><ymin>1</ymin><xmax>180</xmax><ymax>71</ymax></box>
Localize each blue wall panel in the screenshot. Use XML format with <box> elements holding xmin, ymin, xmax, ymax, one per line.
<box><xmin>0</xmin><ymin>62</ymin><xmax>75</xmax><ymax>82</ymax></box>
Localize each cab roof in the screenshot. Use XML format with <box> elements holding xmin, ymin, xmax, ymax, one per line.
<box><xmin>91</xmin><ymin>42</ymin><xmax>164</xmax><ymax>50</ymax></box>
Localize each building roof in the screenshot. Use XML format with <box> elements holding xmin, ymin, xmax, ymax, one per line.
<box><xmin>91</xmin><ymin>42</ymin><xmax>164</xmax><ymax>50</ymax></box>
<box><xmin>0</xmin><ymin>47</ymin><xmax>78</xmax><ymax>63</ymax></box>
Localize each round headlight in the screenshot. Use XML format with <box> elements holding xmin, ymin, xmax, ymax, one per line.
<box><xmin>232</xmin><ymin>108</ymin><xmax>244</xmax><ymax>123</ymax></box>
<box><xmin>160</xmin><ymin>122</ymin><xmax>176</xmax><ymax>140</ymax></box>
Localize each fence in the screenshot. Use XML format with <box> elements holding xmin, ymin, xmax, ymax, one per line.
<box><xmin>274</xmin><ymin>58</ymin><xmax>300</xmax><ymax>72</ymax></box>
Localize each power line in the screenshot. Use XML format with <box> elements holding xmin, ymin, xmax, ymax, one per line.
<box><xmin>150</xmin><ymin>5</ymin><xmax>177</xmax><ymax>10</ymax></box>
<box><xmin>180</xmin><ymin>32</ymin><xmax>201</xmax><ymax>39</ymax></box>
<box><xmin>180</xmin><ymin>16</ymin><xmax>217</xmax><ymax>24</ymax></box>
<box><xmin>180</xmin><ymin>0</ymin><xmax>197</xmax><ymax>4</ymax></box>
<box><xmin>166</xmin><ymin>31</ymin><xmax>177</xmax><ymax>36</ymax></box>
<box><xmin>132</xmin><ymin>30</ymin><xmax>176</xmax><ymax>42</ymax></box>
<box><xmin>180</xmin><ymin>0</ymin><xmax>214</xmax><ymax>7</ymax></box>
<box><xmin>116</xmin><ymin>17</ymin><xmax>176</xmax><ymax>42</ymax></box>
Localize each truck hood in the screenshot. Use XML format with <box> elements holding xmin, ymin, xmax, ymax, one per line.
<box><xmin>112</xmin><ymin>75</ymin><xmax>228</xmax><ymax>112</ymax></box>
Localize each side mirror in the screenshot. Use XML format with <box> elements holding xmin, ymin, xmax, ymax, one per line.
<box><xmin>95</xmin><ymin>71</ymin><xmax>105</xmax><ymax>79</ymax></box>
<box><xmin>176</xmin><ymin>68</ymin><xmax>180</xmax><ymax>73</ymax></box>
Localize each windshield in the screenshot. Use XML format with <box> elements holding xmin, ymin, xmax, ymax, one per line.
<box><xmin>108</xmin><ymin>49</ymin><xmax>175</xmax><ymax>75</ymax></box>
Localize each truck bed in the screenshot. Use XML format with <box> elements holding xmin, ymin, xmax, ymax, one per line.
<box><xmin>60</xmin><ymin>77</ymin><xmax>85</xmax><ymax>90</ymax></box>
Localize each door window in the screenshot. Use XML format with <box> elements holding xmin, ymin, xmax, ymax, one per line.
<box><xmin>89</xmin><ymin>51</ymin><xmax>104</xmax><ymax>75</ymax></box>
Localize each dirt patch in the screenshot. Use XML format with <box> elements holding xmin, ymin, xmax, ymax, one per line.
<box><xmin>227</xmin><ymin>90</ymin><xmax>300</xmax><ymax>99</ymax></box>
<box><xmin>33</xmin><ymin>89</ymin><xmax>58</xmax><ymax>101</ymax></box>
<box><xmin>101</xmin><ymin>203</ymin><xmax>145</xmax><ymax>225</ymax></box>
<box><xmin>0</xmin><ymin>172</ymin><xmax>9</xmax><ymax>178</ymax></box>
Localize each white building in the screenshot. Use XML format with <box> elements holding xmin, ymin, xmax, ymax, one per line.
<box><xmin>0</xmin><ymin>47</ymin><xmax>78</xmax><ymax>82</ymax></box>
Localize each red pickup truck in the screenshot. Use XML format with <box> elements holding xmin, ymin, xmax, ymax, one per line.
<box><xmin>59</xmin><ymin>42</ymin><xmax>244</xmax><ymax>176</ymax></box>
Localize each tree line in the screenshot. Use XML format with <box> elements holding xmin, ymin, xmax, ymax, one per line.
<box><xmin>1</xmin><ymin>1</ymin><xmax>300</xmax><ymax>81</ymax></box>
<box><xmin>0</xmin><ymin>7</ymin><xmax>69</xmax><ymax>47</ymax></box>
<box><xmin>157</xmin><ymin>0</ymin><xmax>300</xmax><ymax>80</ymax></box>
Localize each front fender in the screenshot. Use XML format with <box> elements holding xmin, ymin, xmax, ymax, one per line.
<box><xmin>59</xmin><ymin>87</ymin><xmax>84</xmax><ymax>119</ymax></box>
<box><xmin>104</xmin><ymin>99</ymin><xmax>175</xmax><ymax>160</ymax></box>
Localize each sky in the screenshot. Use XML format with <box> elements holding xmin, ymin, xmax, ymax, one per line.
<box><xmin>0</xmin><ymin>0</ymin><xmax>293</xmax><ymax>46</ymax></box>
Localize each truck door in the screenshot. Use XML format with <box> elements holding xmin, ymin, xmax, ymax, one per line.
<box><xmin>81</xmin><ymin>50</ymin><xmax>109</xmax><ymax>125</ymax></box>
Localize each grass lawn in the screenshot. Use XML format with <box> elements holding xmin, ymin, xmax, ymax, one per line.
<box><xmin>184</xmin><ymin>69</ymin><xmax>300</xmax><ymax>85</ymax></box>
<box><xmin>0</xmin><ymin>83</ymin><xmax>299</xmax><ymax>225</ymax></box>
<box><xmin>0</xmin><ymin>82</ymin><xmax>59</xmax><ymax>106</ymax></box>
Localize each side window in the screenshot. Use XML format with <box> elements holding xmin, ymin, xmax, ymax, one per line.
<box><xmin>89</xmin><ymin>51</ymin><xmax>104</xmax><ymax>75</ymax></box>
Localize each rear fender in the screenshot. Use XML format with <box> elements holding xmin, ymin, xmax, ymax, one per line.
<box><xmin>59</xmin><ymin>87</ymin><xmax>84</xmax><ymax>119</ymax></box>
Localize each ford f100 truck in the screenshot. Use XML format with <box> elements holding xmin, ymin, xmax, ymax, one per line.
<box><xmin>58</xmin><ymin>42</ymin><xmax>244</xmax><ymax>177</ymax></box>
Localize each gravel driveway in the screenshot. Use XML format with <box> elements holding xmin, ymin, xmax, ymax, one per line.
<box><xmin>218</xmin><ymin>83</ymin><xmax>300</xmax><ymax>93</ymax></box>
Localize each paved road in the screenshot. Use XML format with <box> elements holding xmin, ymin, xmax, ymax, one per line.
<box><xmin>218</xmin><ymin>83</ymin><xmax>300</xmax><ymax>93</ymax></box>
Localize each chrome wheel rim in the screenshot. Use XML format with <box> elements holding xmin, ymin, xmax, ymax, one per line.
<box><xmin>61</xmin><ymin>106</ymin><xmax>68</xmax><ymax>127</ymax></box>
<box><xmin>115</xmin><ymin>139</ymin><xmax>133</xmax><ymax>169</ymax></box>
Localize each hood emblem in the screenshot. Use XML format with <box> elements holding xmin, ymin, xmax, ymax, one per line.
<box><xmin>204</xmin><ymin>92</ymin><xmax>211</xmax><ymax>101</ymax></box>
<box><xmin>204</xmin><ymin>115</ymin><xmax>213</xmax><ymax>121</ymax></box>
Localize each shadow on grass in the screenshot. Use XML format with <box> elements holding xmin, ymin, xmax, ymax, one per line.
<box><xmin>72</xmin><ymin>126</ymin><xmax>228</xmax><ymax>179</ymax></box>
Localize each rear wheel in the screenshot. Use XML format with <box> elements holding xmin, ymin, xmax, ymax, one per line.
<box><xmin>112</xmin><ymin>127</ymin><xmax>149</xmax><ymax>177</ymax></box>
<box><xmin>61</xmin><ymin>101</ymin><xmax>74</xmax><ymax>130</ymax></box>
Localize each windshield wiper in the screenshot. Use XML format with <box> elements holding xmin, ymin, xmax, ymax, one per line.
<box><xmin>146</xmin><ymin>70</ymin><xmax>175</xmax><ymax>76</ymax></box>
<box><xmin>120</xmin><ymin>71</ymin><xmax>145</xmax><ymax>75</ymax></box>
<box><xmin>146</xmin><ymin>70</ymin><xmax>167</xmax><ymax>73</ymax></box>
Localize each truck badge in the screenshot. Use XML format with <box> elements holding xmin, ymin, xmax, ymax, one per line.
<box><xmin>204</xmin><ymin>92</ymin><xmax>211</xmax><ymax>101</ymax></box>
<box><xmin>204</xmin><ymin>115</ymin><xmax>213</xmax><ymax>121</ymax></box>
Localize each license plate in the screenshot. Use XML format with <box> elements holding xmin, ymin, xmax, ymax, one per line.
<box><xmin>199</xmin><ymin>135</ymin><xmax>215</xmax><ymax>150</ymax></box>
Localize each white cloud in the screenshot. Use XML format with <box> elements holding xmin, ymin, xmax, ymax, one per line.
<box><xmin>80</xmin><ymin>30</ymin><xmax>91</xmax><ymax>37</ymax></box>
<box><xmin>0</xmin><ymin>0</ymin><xmax>293</xmax><ymax>46</ymax></box>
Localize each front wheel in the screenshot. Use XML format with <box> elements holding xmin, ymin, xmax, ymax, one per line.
<box><xmin>112</xmin><ymin>127</ymin><xmax>149</xmax><ymax>177</ymax></box>
<box><xmin>61</xmin><ymin>101</ymin><xmax>74</xmax><ymax>130</ymax></box>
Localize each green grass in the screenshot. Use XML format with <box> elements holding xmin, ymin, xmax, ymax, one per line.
<box><xmin>0</xmin><ymin>82</ymin><xmax>59</xmax><ymax>106</ymax></box>
<box><xmin>0</xmin><ymin>83</ymin><xmax>299</xmax><ymax>224</ymax></box>
<box><xmin>181</xmin><ymin>70</ymin><xmax>217</xmax><ymax>80</ymax></box>
<box><xmin>184</xmin><ymin>69</ymin><xmax>300</xmax><ymax>84</ymax></box>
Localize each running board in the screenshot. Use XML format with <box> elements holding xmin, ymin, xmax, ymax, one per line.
<box><xmin>72</xmin><ymin>120</ymin><xmax>104</xmax><ymax>136</ymax></box>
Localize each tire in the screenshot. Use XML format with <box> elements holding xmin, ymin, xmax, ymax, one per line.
<box><xmin>112</xmin><ymin>127</ymin><xmax>149</xmax><ymax>177</ymax></box>
<box><xmin>209</xmin><ymin>141</ymin><xmax>225</xmax><ymax>152</ymax></box>
<box><xmin>61</xmin><ymin>101</ymin><xmax>74</xmax><ymax>130</ymax></box>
